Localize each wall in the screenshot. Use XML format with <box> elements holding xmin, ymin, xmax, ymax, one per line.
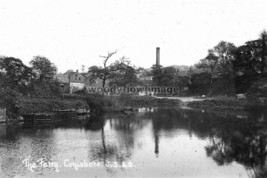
<box><xmin>69</xmin><ymin>73</ymin><xmax>86</xmax><ymax>83</ymax></box>
<box><xmin>0</xmin><ymin>108</ymin><xmax>6</xmax><ymax>122</ymax></box>
<box><xmin>70</xmin><ymin>83</ymin><xmax>85</xmax><ymax>94</ymax></box>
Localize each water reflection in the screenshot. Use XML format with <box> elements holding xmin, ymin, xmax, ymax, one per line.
<box><xmin>0</xmin><ymin>107</ymin><xmax>267</xmax><ymax>177</ymax></box>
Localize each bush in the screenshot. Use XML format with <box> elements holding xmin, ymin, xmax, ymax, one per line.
<box><xmin>117</xmin><ymin>93</ymin><xmax>182</xmax><ymax>107</ymax></box>
<box><xmin>188</xmin><ymin>72</ymin><xmax>212</xmax><ymax>95</ymax></box>
<box><xmin>83</xmin><ymin>93</ymin><xmax>105</xmax><ymax>114</ymax></box>
<box><xmin>73</xmin><ymin>87</ymin><xmax>87</xmax><ymax>95</ymax></box>
<box><xmin>209</xmin><ymin>78</ymin><xmax>236</xmax><ymax>96</ymax></box>
<box><xmin>247</xmin><ymin>77</ymin><xmax>267</xmax><ymax>98</ymax></box>
<box><xmin>28</xmin><ymin>81</ymin><xmax>61</xmax><ymax>98</ymax></box>
<box><xmin>188</xmin><ymin>96</ymin><xmax>248</xmax><ymax>108</ymax></box>
<box><xmin>18</xmin><ymin>98</ymin><xmax>88</xmax><ymax>115</ymax></box>
<box><xmin>0</xmin><ymin>88</ymin><xmax>20</xmax><ymax>117</ymax></box>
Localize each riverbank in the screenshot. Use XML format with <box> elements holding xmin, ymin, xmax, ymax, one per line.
<box><xmin>18</xmin><ymin>98</ymin><xmax>89</xmax><ymax>115</ymax></box>
<box><xmin>186</xmin><ymin>96</ymin><xmax>267</xmax><ymax>113</ymax></box>
<box><xmin>4</xmin><ymin>94</ymin><xmax>183</xmax><ymax>119</ymax></box>
<box><xmin>153</xmin><ymin>96</ymin><xmax>206</xmax><ymax>103</ymax></box>
<box><xmin>103</xmin><ymin>95</ymin><xmax>183</xmax><ymax>112</ymax></box>
<box><xmin>152</xmin><ymin>95</ymin><xmax>267</xmax><ymax>114</ymax></box>
<box><xmin>187</xmin><ymin>96</ymin><xmax>247</xmax><ymax>109</ymax></box>
<box><xmin>6</xmin><ymin>93</ymin><xmax>266</xmax><ymax>121</ymax></box>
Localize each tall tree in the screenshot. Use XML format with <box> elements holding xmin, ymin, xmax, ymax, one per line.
<box><xmin>260</xmin><ymin>30</ymin><xmax>267</xmax><ymax>73</ymax></box>
<box><xmin>213</xmin><ymin>41</ymin><xmax>237</xmax><ymax>78</ymax></box>
<box><xmin>188</xmin><ymin>72</ymin><xmax>212</xmax><ymax>95</ymax></box>
<box><xmin>30</xmin><ymin>56</ymin><xmax>57</xmax><ymax>83</ymax></box>
<box><xmin>196</xmin><ymin>49</ymin><xmax>219</xmax><ymax>85</ymax></box>
<box><xmin>109</xmin><ymin>58</ymin><xmax>138</xmax><ymax>86</ymax></box>
<box><xmin>161</xmin><ymin>66</ymin><xmax>177</xmax><ymax>86</ymax></box>
<box><xmin>0</xmin><ymin>56</ymin><xmax>33</xmax><ymax>92</ymax></box>
<box><xmin>89</xmin><ymin>51</ymin><xmax>136</xmax><ymax>88</ymax></box>
<box><xmin>233</xmin><ymin>30</ymin><xmax>267</xmax><ymax>93</ymax></box>
<box><xmin>151</xmin><ymin>64</ymin><xmax>163</xmax><ymax>86</ymax></box>
<box><xmin>29</xmin><ymin>56</ymin><xmax>60</xmax><ymax>97</ymax></box>
<box><xmin>89</xmin><ymin>51</ymin><xmax>117</xmax><ymax>88</ymax></box>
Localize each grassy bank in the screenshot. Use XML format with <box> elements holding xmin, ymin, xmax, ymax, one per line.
<box><xmin>16</xmin><ymin>94</ymin><xmax>183</xmax><ymax>115</ymax></box>
<box><xmin>102</xmin><ymin>94</ymin><xmax>183</xmax><ymax>112</ymax></box>
<box><xmin>15</xmin><ymin>94</ymin><xmax>267</xmax><ymax>115</ymax></box>
<box><xmin>187</xmin><ymin>96</ymin><xmax>267</xmax><ymax>111</ymax></box>
<box><xmin>187</xmin><ymin>96</ymin><xmax>248</xmax><ymax>110</ymax></box>
<box><xmin>118</xmin><ymin>94</ymin><xmax>182</xmax><ymax>107</ymax></box>
<box><xmin>18</xmin><ymin>98</ymin><xmax>89</xmax><ymax>115</ymax></box>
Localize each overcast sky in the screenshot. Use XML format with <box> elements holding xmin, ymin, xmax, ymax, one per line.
<box><xmin>0</xmin><ymin>0</ymin><xmax>266</xmax><ymax>73</ymax></box>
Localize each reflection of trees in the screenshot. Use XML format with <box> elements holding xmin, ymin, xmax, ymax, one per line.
<box><xmin>0</xmin><ymin>125</ymin><xmax>58</xmax><ymax>178</ymax></box>
<box><xmin>3</xmin><ymin>107</ymin><xmax>266</xmax><ymax>177</ymax></box>
<box><xmin>142</xmin><ymin>108</ymin><xmax>214</xmax><ymax>156</ymax></box>
<box><xmin>86</xmin><ymin>113</ymin><xmax>150</xmax><ymax>173</ymax></box>
<box><xmin>197</xmin><ymin>108</ymin><xmax>267</xmax><ymax>178</ymax></box>
<box><xmin>85</xmin><ymin>115</ymin><xmax>106</xmax><ymax>131</ymax></box>
<box><xmin>140</xmin><ymin>107</ymin><xmax>267</xmax><ymax>178</ymax></box>
<box><xmin>206</xmin><ymin>124</ymin><xmax>267</xmax><ymax>178</ymax></box>
<box><xmin>85</xmin><ymin>107</ymin><xmax>267</xmax><ymax>178</ymax></box>
<box><xmin>109</xmin><ymin>114</ymin><xmax>149</xmax><ymax>148</ymax></box>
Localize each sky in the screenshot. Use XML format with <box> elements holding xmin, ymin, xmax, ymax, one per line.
<box><xmin>0</xmin><ymin>0</ymin><xmax>267</xmax><ymax>73</ymax></box>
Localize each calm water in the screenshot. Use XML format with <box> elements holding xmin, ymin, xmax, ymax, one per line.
<box><xmin>0</xmin><ymin>107</ymin><xmax>267</xmax><ymax>178</ymax></box>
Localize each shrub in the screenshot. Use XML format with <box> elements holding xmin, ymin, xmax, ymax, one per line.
<box><xmin>0</xmin><ymin>88</ymin><xmax>20</xmax><ymax>117</ymax></box>
<box><xmin>18</xmin><ymin>98</ymin><xmax>88</xmax><ymax>115</ymax></box>
<box><xmin>84</xmin><ymin>93</ymin><xmax>105</xmax><ymax>114</ymax></box>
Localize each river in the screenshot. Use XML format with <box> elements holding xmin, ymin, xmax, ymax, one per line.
<box><xmin>0</xmin><ymin>107</ymin><xmax>267</xmax><ymax>178</ymax></box>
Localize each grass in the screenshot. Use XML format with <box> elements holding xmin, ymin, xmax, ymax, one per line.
<box><xmin>105</xmin><ymin>94</ymin><xmax>183</xmax><ymax>108</ymax></box>
<box><xmin>18</xmin><ymin>97</ymin><xmax>89</xmax><ymax>115</ymax></box>
<box><xmin>187</xmin><ymin>96</ymin><xmax>248</xmax><ymax>109</ymax></box>
<box><xmin>17</xmin><ymin>93</ymin><xmax>183</xmax><ymax>115</ymax></box>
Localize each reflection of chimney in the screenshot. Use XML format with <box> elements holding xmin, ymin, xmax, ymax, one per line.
<box><xmin>154</xmin><ymin>130</ymin><xmax>159</xmax><ymax>157</ymax></box>
<box><xmin>156</xmin><ymin>47</ymin><xmax>160</xmax><ymax>66</ymax></box>
<box><xmin>262</xmin><ymin>33</ymin><xmax>267</xmax><ymax>64</ymax></box>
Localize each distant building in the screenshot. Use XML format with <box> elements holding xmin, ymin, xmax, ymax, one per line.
<box><xmin>0</xmin><ymin>108</ymin><xmax>6</xmax><ymax>123</ymax></box>
<box><xmin>83</xmin><ymin>73</ymin><xmax>106</xmax><ymax>88</ymax></box>
<box><xmin>69</xmin><ymin>70</ymin><xmax>86</xmax><ymax>83</ymax></box>
<box><xmin>55</xmin><ymin>70</ymin><xmax>109</xmax><ymax>94</ymax></box>
<box><xmin>55</xmin><ymin>74</ymin><xmax>70</xmax><ymax>94</ymax></box>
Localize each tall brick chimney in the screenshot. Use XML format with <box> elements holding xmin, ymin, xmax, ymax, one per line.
<box><xmin>156</xmin><ymin>47</ymin><xmax>160</xmax><ymax>66</ymax></box>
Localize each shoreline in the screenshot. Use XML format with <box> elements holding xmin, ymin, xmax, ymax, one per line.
<box><xmin>2</xmin><ymin>95</ymin><xmax>267</xmax><ymax>124</ymax></box>
<box><xmin>153</xmin><ymin>96</ymin><xmax>207</xmax><ymax>103</ymax></box>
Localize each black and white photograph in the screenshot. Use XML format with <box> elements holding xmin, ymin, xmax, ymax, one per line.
<box><xmin>1</xmin><ymin>0</ymin><xmax>267</xmax><ymax>177</ymax></box>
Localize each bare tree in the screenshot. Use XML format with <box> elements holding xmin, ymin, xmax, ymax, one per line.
<box><xmin>89</xmin><ymin>51</ymin><xmax>137</xmax><ymax>89</ymax></box>
<box><xmin>99</xmin><ymin>51</ymin><xmax>117</xmax><ymax>87</ymax></box>
<box><xmin>89</xmin><ymin>51</ymin><xmax>117</xmax><ymax>88</ymax></box>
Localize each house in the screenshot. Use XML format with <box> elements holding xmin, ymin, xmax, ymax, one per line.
<box><xmin>137</xmin><ymin>69</ymin><xmax>153</xmax><ymax>83</ymax></box>
<box><xmin>68</xmin><ymin>70</ymin><xmax>86</xmax><ymax>83</ymax></box>
<box><xmin>55</xmin><ymin>70</ymin><xmax>85</xmax><ymax>94</ymax></box>
<box><xmin>84</xmin><ymin>73</ymin><xmax>106</xmax><ymax>88</ymax></box>
<box><xmin>55</xmin><ymin>74</ymin><xmax>70</xmax><ymax>94</ymax></box>
<box><xmin>55</xmin><ymin>70</ymin><xmax>109</xmax><ymax>94</ymax></box>
<box><xmin>68</xmin><ymin>70</ymin><xmax>86</xmax><ymax>93</ymax></box>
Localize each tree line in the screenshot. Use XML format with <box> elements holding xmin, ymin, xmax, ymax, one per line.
<box><xmin>151</xmin><ymin>30</ymin><xmax>267</xmax><ymax>96</ymax></box>
<box><xmin>1</xmin><ymin>29</ymin><xmax>267</xmax><ymax>99</ymax></box>
<box><xmin>0</xmin><ymin>56</ymin><xmax>59</xmax><ymax>97</ymax></box>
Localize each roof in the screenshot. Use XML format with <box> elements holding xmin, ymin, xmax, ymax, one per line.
<box><xmin>55</xmin><ymin>74</ymin><xmax>69</xmax><ymax>83</ymax></box>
